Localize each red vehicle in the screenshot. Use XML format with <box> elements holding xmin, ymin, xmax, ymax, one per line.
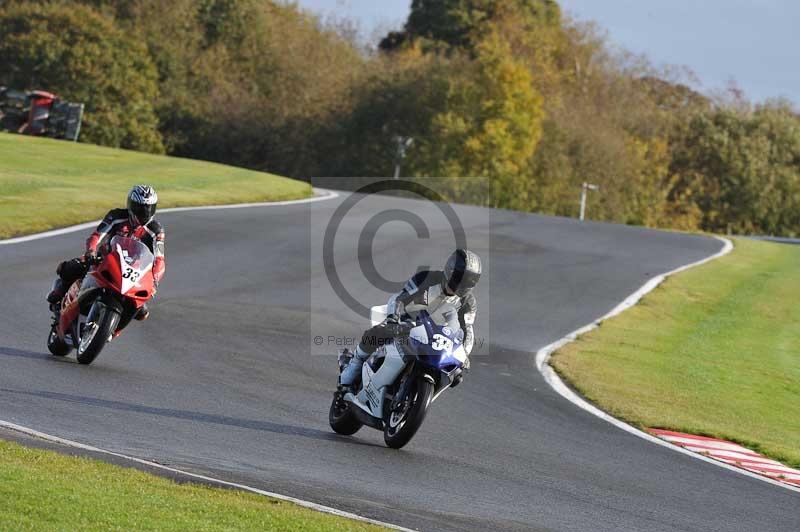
<box><xmin>47</xmin><ymin>236</ymin><xmax>157</xmax><ymax>365</ymax></box>
<box><xmin>26</xmin><ymin>90</ymin><xmax>56</xmax><ymax>135</ymax></box>
<box><xmin>1</xmin><ymin>87</ymin><xmax>84</xmax><ymax>140</ymax></box>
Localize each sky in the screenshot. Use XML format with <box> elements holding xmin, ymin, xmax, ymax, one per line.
<box><xmin>293</xmin><ymin>0</ymin><xmax>800</xmax><ymax>105</ymax></box>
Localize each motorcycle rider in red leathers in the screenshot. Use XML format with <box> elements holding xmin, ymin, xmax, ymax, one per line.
<box><xmin>46</xmin><ymin>185</ymin><xmax>165</xmax><ymax>320</ymax></box>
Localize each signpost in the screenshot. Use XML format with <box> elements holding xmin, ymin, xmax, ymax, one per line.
<box><xmin>580</xmin><ymin>182</ymin><xmax>600</xmax><ymax>221</ymax></box>
<box><xmin>393</xmin><ymin>135</ymin><xmax>414</xmax><ymax>179</ymax></box>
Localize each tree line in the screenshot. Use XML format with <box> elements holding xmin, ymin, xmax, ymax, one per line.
<box><xmin>1</xmin><ymin>0</ymin><xmax>798</xmax><ymax>236</ymax></box>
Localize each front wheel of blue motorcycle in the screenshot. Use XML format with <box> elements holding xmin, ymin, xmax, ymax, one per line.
<box><xmin>383</xmin><ymin>379</ymin><xmax>434</xmax><ymax>449</ymax></box>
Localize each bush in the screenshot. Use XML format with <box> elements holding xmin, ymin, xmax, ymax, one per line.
<box><xmin>670</xmin><ymin>102</ymin><xmax>800</xmax><ymax>235</ymax></box>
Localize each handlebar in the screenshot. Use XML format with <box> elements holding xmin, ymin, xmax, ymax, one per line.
<box><xmin>84</xmin><ymin>242</ymin><xmax>113</xmax><ymax>266</ymax></box>
<box><xmin>84</xmin><ymin>253</ymin><xmax>104</xmax><ymax>266</ymax></box>
<box><xmin>384</xmin><ymin>318</ymin><xmax>416</xmax><ymax>337</ymax></box>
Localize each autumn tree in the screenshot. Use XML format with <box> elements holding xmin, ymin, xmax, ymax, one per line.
<box><xmin>381</xmin><ymin>0</ymin><xmax>560</xmax><ymax>51</ymax></box>
<box><xmin>408</xmin><ymin>32</ymin><xmax>544</xmax><ymax>209</ymax></box>
<box><xmin>670</xmin><ymin>102</ymin><xmax>800</xmax><ymax>235</ymax></box>
<box><xmin>0</xmin><ymin>2</ymin><xmax>164</xmax><ymax>152</ymax></box>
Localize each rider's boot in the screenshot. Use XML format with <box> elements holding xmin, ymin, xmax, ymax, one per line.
<box><xmin>339</xmin><ymin>345</ymin><xmax>369</xmax><ymax>387</ymax></box>
<box><xmin>46</xmin><ymin>278</ymin><xmax>65</xmax><ymax>306</ymax></box>
<box><xmin>134</xmin><ymin>303</ymin><xmax>150</xmax><ymax>321</ymax></box>
<box><xmin>449</xmin><ymin>355</ymin><xmax>470</xmax><ymax>389</ymax></box>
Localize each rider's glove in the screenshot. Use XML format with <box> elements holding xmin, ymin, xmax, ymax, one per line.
<box><xmin>83</xmin><ymin>250</ymin><xmax>99</xmax><ymax>264</ymax></box>
<box><xmin>384</xmin><ymin>314</ymin><xmax>412</xmax><ymax>337</ymax></box>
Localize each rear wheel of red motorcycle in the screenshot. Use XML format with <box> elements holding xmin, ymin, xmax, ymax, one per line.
<box><xmin>46</xmin><ymin>327</ymin><xmax>71</xmax><ymax>357</ymax></box>
<box><xmin>76</xmin><ymin>307</ymin><xmax>119</xmax><ymax>365</ymax></box>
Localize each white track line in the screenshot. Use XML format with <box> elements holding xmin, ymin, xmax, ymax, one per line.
<box><xmin>536</xmin><ymin>236</ymin><xmax>800</xmax><ymax>494</ymax></box>
<box><xmin>0</xmin><ymin>189</ymin><xmax>338</xmax><ymax>246</ymax></box>
<box><xmin>0</xmin><ymin>187</ymin><xmax>414</xmax><ymax>530</ymax></box>
<box><xmin>0</xmin><ymin>421</ymin><xmax>411</xmax><ymax>530</ymax></box>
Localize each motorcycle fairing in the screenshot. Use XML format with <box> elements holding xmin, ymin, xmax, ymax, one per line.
<box><xmin>91</xmin><ymin>236</ymin><xmax>154</xmax><ymax>304</ymax></box>
<box><xmin>57</xmin><ymin>279</ymin><xmax>85</xmax><ymax>343</ymax></box>
<box><xmin>347</xmin><ymin>342</ymin><xmax>407</xmax><ymax>419</ymax></box>
<box><xmin>409</xmin><ymin>311</ymin><xmax>465</xmax><ymax>374</ymax></box>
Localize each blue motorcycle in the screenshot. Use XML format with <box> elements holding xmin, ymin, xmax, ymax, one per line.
<box><xmin>330</xmin><ymin>308</ymin><xmax>467</xmax><ymax>448</ymax></box>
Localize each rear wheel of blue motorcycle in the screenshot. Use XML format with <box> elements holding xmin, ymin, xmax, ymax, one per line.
<box><xmin>383</xmin><ymin>379</ymin><xmax>434</xmax><ymax>449</ymax></box>
<box><xmin>329</xmin><ymin>393</ymin><xmax>362</xmax><ymax>435</ymax></box>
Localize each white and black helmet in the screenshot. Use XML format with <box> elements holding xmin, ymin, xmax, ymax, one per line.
<box><xmin>127</xmin><ymin>185</ymin><xmax>158</xmax><ymax>227</ymax></box>
<box><xmin>443</xmin><ymin>249</ymin><xmax>481</xmax><ymax>296</ymax></box>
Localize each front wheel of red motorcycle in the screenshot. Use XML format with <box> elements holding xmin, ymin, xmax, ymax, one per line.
<box><xmin>76</xmin><ymin>305</ymin><xmax>120</xmax><ymax>365</ymax></box>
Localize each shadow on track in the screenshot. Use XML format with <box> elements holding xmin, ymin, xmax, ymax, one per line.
<box><xmin>0</xmin><ymin>388</ymin><xmax>380</xmax><ymax>447</ymax></box>
<box><xmin>0</xmin><ymin>346</ymin><xmax>75</xmax><ymax>362</ymax></box>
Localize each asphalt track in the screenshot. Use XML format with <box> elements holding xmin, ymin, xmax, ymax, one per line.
<box><xmin>0</xmin><ymin>192</ymin><xmax>797</xmax><ymax>531</ymax></box>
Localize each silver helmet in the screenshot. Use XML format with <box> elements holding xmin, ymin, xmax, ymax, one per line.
<box><xmin>443</xmin><ymin>249</ymin><xmax>481</xmax><ymax>296</ymax></box>
<box><xmin>127</xmin><ymin>185</ymin><xmax>158</xmax><ymax>227</ymax></box>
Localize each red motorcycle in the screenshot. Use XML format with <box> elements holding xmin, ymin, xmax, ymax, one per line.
<box><xmin>47</xmin><ymin>236</ymin><xmax>156</xmax><ymax>365</ymax></box>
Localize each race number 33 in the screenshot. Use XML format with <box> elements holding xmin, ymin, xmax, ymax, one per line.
<box><xmin>431</xmin><ymin>334</ymin><xmax>453</xmax><ymax>351</ymax></box>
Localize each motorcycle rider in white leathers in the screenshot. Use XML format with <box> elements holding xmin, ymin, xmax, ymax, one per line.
<box><xmin>339</xmin><ymin>249</ymin><xmax>481</xmax><ymax>388</ymax></box>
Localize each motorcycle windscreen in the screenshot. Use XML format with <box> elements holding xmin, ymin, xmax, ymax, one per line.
<box><xmin>109</xmin><ymin>236</ymin><xmax>154</xmax><ymax>295</ymax></box>
<box><xmin>408</xmin><ymin>318</ymin><xmax>465</xmax><ymax>372</ymax></box>
<box><xmin>110</xmin><ymin>236</ymin><xmax>154</xmax><ymax>269</ymax></box>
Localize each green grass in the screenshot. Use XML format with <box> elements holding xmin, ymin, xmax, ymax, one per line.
<box><xmin>0</xmin><ymin>133</ymin><xmax>312</xmax><ymax>238</ymax></box>
<box><xmin>0</xmin><ymin>439</ymin><xmax>384</xmax><ymax>531</ymax></box>
<box><xmin>552</xmin><ymin>237</ymin><xmax>800</xmax><ymax>468</ymax></box>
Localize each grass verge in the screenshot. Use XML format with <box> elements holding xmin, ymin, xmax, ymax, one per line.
<box><xmin>0</xmin><ymin>133</ymin><xmax>312</xmax><ymax>238</ymax></box>
<box><xmin>551</xmin><ymin>237</ymin><xmax>800</xmax><ymax>468</ymax></box>
<box><xmin>0</xmin><ymin>438</ymin><xmax>384</xmax><ymax>531</ymax></box>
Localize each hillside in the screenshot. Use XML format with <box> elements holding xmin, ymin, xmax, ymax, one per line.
<box><xmin>0</xmin><ymin>133</ymin><xmax>312</xmax><ymax>238</ymax></box>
